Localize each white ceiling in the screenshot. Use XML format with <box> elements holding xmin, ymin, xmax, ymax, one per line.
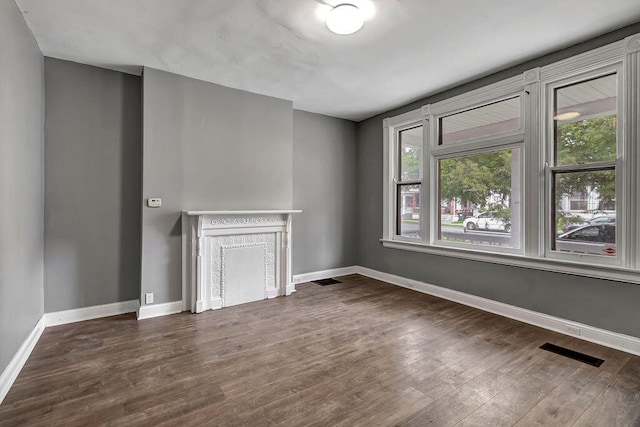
<box><xmin>14</xmin><ymin>0</ymin><xmax>640</xmax><ymax>121</ymax></box>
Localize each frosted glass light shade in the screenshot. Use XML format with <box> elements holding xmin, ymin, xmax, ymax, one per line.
<box><xmin>326</xmin><ymin>4</ymin><xmax>364</xmax><ymax>35</ymax></box>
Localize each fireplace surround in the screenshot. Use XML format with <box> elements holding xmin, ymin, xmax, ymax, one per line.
<box><xmin>182</xmin><ymin>210</ymin><xmax>301</xmax><ymax>313</ymax></box>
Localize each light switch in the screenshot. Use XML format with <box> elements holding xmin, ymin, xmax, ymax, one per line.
<box><xmin>147</xmin><ymin>198</ymin><xmax>162</xmax><ymax>208</ymax></box>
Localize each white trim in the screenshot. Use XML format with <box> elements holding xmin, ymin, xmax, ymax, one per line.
<box><xmin>627</xmin><ymin>34</ymin><xmax>640</xmax><ymax>53</ymax></box>
<box><xmin>292</xmin><ymin>266</ymin><xmax>358</xmax><ymax>284</ymax></box>
<box><xmin>383</xmin><ymin>32</ymin><xmax>640</xmax><ymax>281</ymax></box>
<box><xmin>0</xmin><ymin>316</ymin><xmax>45</xmax><ymax>404</ymax></box>
<box><xmin>183</xmin><ymin>212</ymin><xmax>297</xmax><ymax>313</ymax></box>
<box><xmin>185</xmin><ymin>210</ymin><xmax>301</xmax><ymax>216</ymax></box>
<box><xmin>380</xmin><ymin>238</ymin><xmax>640</xmax><ymax>284</ymax></box>
<box><xmin>430</xmin><ymin>75</ymin><xmax>524</xmax><ymax>115</ymax></box>
<box><xmin>137</xmin><ymin>301</ymin><xmax>183</xmax><ymax>320</ymax></box>
<box><xmin>44</xmin><ymin>300</ymin><xmax>140</xmax><ymax>327</ymax></box>
<box><xmin>355</xmin><ymin>266</ymin><xmax>640</xmax><ymax>356</ymax></box>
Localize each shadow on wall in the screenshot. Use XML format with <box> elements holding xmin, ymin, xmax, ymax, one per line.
<box><xmin>118</xmin><ymin>74</ymin><xmax>143</xmax><ymax>304</ymax></box>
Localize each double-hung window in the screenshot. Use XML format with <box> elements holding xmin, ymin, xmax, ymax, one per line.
<box><xmin>383</xmin><ymin>110</ymin><xmax>425</xmax><ymax>242</ymax></box>
<box><xmin>546</xmin><ymin>70</ymin><xmax>621</xmax><ymax>264</ymax></box>
<box><xmin>396</xmin><ymin>125</ymin><xmax>423</xmax><ymax>238</ymax></box>
<box><xmin>382</xmin><ymin>32</ymin><xmax>640</xmax><ymax>283</ymax></box>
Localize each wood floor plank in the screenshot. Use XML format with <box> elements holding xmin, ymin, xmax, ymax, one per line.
<box><xmin>1</xmin><ymin>274</ymin><xmax>639</xmax><ymax>426</ymax></box>
<box><xmin>572</xmin><ymin>357</ymin><xmax>640</xmax><ymax>427</ymax></box>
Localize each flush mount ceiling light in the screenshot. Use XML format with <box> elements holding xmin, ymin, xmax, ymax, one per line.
<box><xmin>326</xmin><ymin>3</ymin><xmax>365</xmax><ymax>35</ymax></box>
<box><xmin>553</xmin><ymin>111</ymin><xmax>581</xmax><ymax>121</ymax></box>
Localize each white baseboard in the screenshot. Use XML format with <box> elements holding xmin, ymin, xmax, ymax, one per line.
<box><xmin>0</xmin><ymin>316</ymin><xmax>45</xmax><ymax>404</ymax></box>
<box><xmin>292</xmin><ymin>266</ymin><xmax>358</xmax><ymax>284</ymax></box>
<box><xmin>355</xmin><ymin>266</ymin><xmax>640</xmax><ymax>356</ymax></box>
<box><xmin>137</xmin><ymin>301</ymin><xmax>183</xmax><ymax>320</ymax></box>
<box><xmin>45</xmin><ymin>300</ymin><xmax>140</xmax><ymax>327</ymax></box>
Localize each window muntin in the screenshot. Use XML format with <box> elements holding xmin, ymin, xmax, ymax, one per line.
<box><xmin>550</xmin><ymin>73</ymin><xmax>618</xmax><ymax>259</ymax></box>
<box><xmin>395</xmin><ymin>125</ymin><xmax>422</xmax><ymax>238</ymax></box>
<box><xmin>438</xmin><ymin>148</ymin><xmax>521</xmax><ymax>249</ymax></box>
<box><xmin>439</xmin><ymin>96</ymin><xmax>521</xmax><ymax>145</ymax></box>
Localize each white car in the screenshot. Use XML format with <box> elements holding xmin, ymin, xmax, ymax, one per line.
<box><xmin>556</xmin><ymin>224</ymin><xmax>616</xmax><ymax>256</ymax></box>
<box><xmin>463</xmin><ymin>212</ymin><xmax>510</xmax><ymax>232</ymax></box>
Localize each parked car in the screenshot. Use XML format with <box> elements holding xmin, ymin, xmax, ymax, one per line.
<box><xmin>556</xmin><ymin>223</ymin><xmax>616</xmax><ymax>256</ymax></box>
<box><xmin>463</xmin><ymin>211</ymin><xmax>510</xmax><ymax>232</ymax></box>
<box><xmin>561</xmin><ymin>216</ymin><xmax>616</xmax><ymax>233</ymax></box>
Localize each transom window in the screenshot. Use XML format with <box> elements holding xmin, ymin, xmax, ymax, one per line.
<box><xmin>439</xmin><ymin>96</ymin><xmax>521</xmax><ymax>145</ymax></box>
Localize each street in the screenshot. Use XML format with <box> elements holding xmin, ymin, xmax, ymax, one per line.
<box><xmin>400</xmin><ymin>222</ymin><xmax>512</xmax><ymax>247</ymax></box>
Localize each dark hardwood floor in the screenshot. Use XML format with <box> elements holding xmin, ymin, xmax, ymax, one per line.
<box><xmin>1</xmin><ymin>274</ymin><xmax>639</xmax><ymax>426</ymax></box>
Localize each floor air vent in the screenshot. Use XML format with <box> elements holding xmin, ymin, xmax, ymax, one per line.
<box><xmin>312</xmin><ymin>278</ymin><xmax>342</xmax><ymax>286</ymax></box>
<box><xmin>539</xmin><ymin>343</ymin><xmax>604</xmax><ymax>367</ymax></box>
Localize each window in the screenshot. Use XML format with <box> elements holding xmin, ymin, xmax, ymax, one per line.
<box><xmin>439</xmin><ymin>96</ymin><xmax>521</xmax><ymax>145</ymax></box>
<box><xmin>432</xmin><ymin>93</ymin><xmax>524</xmax><ymax>253</ymax></box>
<box><xmin>382</xmin><ymin>33</ymin><xmax>640</xmax><ymax>283</ymax></box>
<box><xmin>396</xmin><ymin>126</ymin><xmax>422</xmax><ymax>238</ymax></box>
<box><xmin>549</xmin><ymin>73</ymin><xmax>619</xmax><ymax>260</ymax></box>
<box><xmin>438</xmin><ymin>148</ymin><xmax>521</xmax><ymax>250</ymax></box>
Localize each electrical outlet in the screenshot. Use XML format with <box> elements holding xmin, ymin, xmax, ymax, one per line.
<box><xmin>147</xmin><ymin>198</ymin><xmax>162</xmax><ymax>208</ymax></box>
<box><xmin>566</xmin><ymin>325</ymin><xmax>581</xmax><ymax>336</ymax></box>
<box><xmin>145</xmin><ymin>292</ymin><xmax>154</xmax><ymax>304</ymax></box>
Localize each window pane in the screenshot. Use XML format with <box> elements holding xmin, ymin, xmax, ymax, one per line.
<box><xmin>397</xmin><ymin>184</ymin><xmax>420</xmax><ymax>238</ymax></box>
<box><xmin>399</xmin><ymin>126</ymin><xmax>422</xmax><ymax>181</ymax></box>
<box><xmin>439</xmin><ymin>97</ymin><xmax>520</xmax><ymax>145</ymax></box>
<box><xmin>554</xmin><ymin>74</ymin><xmax>617</xmax><ymax>165</ymax></box>
<box><xmin>438</xmin><ymin>149</ymin><xmax>520</xmax><ymax>249</ymax></box>
<box><xmin>554</xmin><ymin>170</ymin><xmax>616</xmax><ymax>256</ymax></box>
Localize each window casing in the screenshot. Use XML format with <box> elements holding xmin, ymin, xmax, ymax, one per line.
<box><xmin>382</xmin><ymin>33</ymin><xmax>640</xmax><ymax>283</ymax></box>
<box><xmin>432</xmin><ymin>93</ymin><xmax>524</xmax><ymax>254</ymax></box>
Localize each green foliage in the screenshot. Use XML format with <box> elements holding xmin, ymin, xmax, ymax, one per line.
<box><xmin>439</xmin><ymin>150</ymin><xmax>512</xmax><ymax>209</ymax></box>
<box><xmin>556</xmin><ymin>213</ymin><xmax>585</xmax><ymax>232</ymax></box>
<box><xmin>556</xmin><ymin>116</ymin><xmax>616</xmax><ymax>165</ymax></box>
<box><xmin>555</xmin><ymin>115</ymin><xmax>617</xmax><ymax>223</ymax></box>
<box><xmin>488</xmin><ymin>203</ymin><xmax>511</xmax><ymax>224</ymax></box>
<box><xmin>400</xmin><ymin>147</ymin><xmax>420</xmax><ymax>181</ymax></box>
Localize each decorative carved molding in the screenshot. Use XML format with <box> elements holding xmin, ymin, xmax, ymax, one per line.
<box><xmin>523</xmin><ymin>68</ymin><xmax>540</xmax><ymax>84</ymax></box>
<box><xmin>627</xmin><ymin>34</ymin><xmax>640</xmax><ymax>53</ymax></box>
<box><xmin>210</xmin><ymin>215</ymin><xmax>282</xmax><ymax>226</ymax></box>
<box><xmin>183</xmin><ymin>210</ymin><xmax>297</xmax><ymax>313</ymax></box>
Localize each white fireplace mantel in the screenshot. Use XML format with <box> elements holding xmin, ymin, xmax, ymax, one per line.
<box><xmin>182</xmin><ymin>210</ymin><xmax>301</xmax><ymax>313</ymax></box>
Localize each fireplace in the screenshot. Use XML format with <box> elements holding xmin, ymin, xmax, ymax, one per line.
<box><xmin>182</xmin><ymin>210</ymin><xmax>300</xmax><ymax>313</ymax></box>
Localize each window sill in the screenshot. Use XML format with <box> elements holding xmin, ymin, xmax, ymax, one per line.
<box><xmin>380</xmin><ymin>238</ymin><xmax>640</xmax><ymax>285</ymax></box>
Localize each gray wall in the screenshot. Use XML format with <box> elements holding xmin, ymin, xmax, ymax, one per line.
<box><xmin>0</xmin><ymin>1</ymin><xmax>45</xmax><ymax>372</ymax></box>
<box><xmin>142</xmin><ymin>68</ymin><xmax>293</xmax><ymax>304</ymax></box>
<box><xmin>292</xmin><ymin>110</ymin><xmax>357</xmax><ymax>274</ymax></box>
<box><xmin>356</xmin><ymin>23</ymin><xmax>640</xmax><ymax>338</ymax></box>
<box><xmin>44</xmin><ymin>58</ymin><xmax>142</xmax><ymax>312</ymax></box>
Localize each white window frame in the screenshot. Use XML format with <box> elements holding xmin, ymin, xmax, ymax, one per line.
<box><xmin>381</xmin><ymin>32</ymin><xmax>640</xmax><ymax>284</ymax></box>
<box><xmin>383</xmin><ymin>109</ymin><xmax>426</xmax><ymax>243</ymax></box>
<box><xmin>430</xmin><ymin>89</ymin><xmax>526</xmax><ymax>255</ymax></box>
<box><xmin>543</xmin><ymin>65</ymin><xmax>624</xmax><ymax>268</ymax></box>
